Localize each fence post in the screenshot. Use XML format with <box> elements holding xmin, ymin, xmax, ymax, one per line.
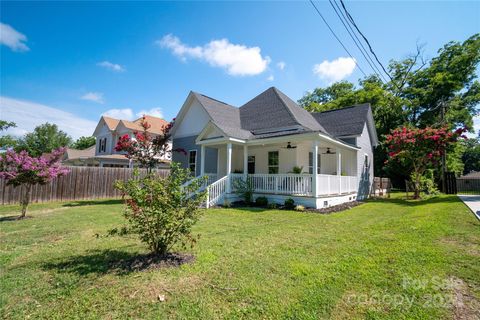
<box><xmin>206</xmin><ymin>187</ymin><xmax>210</xmax><ymax>209</ymax></box>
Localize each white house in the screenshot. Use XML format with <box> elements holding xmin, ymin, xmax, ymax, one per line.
<box><xmin>171</xmin><ymin>87</ymin><xmax>378</xmax><ymax>208</ymax></box>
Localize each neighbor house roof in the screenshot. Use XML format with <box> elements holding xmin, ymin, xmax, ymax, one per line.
<box><xmin>64</xmin><ymin>145</ymin><xmax>95</xmax><ymax>160</ymax></box>
<box><xmin>459</xmin><ymin>171</ymin><xmax>480</xmax><ymax>179</ymax></box>
<box><xmin>96</xmin><ymin>115</ymin><xmax>168</xmax><ymax>136</ymax></box>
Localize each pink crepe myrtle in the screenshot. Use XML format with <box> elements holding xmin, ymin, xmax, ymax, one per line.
<box><xmin>384</xmin><ymin>126</ymin><xmax>467</xmax><ymax>199</ymax></box>
<box><xmin>114</xmin><ymin>116</ymin><xmax>186</xmax><ymax>169</ymax></box>
<box><xmin>0</xmin><ymin>147</ymin><xmax>69</xmax><ymax>218</ymax></box>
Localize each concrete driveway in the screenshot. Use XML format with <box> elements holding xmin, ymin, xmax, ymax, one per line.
<box><xmin>458</xmin><ymin>195</ymin><xmax>480</xmax><ymax>221</ymax></box>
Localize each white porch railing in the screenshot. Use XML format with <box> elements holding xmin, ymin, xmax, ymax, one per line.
<box><xmin>229</xmin><ymin>173</ymin><xmax>357</xmax><ymax>197</ymax></box>
<box><xmin>206</xmin><ymin>175</ymin><xmax>228</xmax><ymax>208</ymax></box>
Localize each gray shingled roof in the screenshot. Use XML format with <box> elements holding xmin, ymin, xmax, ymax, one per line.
<box><xmin>192</xmin><ymin>88</ymin><xmax>374</xmax><ymax>143</ymax></box>
<box><xmin>239</xmin><ymin>87</ymin><xmax>327</xmax><ymax>135</ymax></box>
<box><xmin>311</xmin><ymin>104</ymin><xmax>371</xmax><ymax>137</ymax></box>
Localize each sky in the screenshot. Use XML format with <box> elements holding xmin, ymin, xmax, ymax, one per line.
<box><xmin>1</xmin><ymin>1</ymin><xmax>479</xmax><ymax>139</ymax></box>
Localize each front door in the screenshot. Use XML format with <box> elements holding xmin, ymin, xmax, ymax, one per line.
<box><xmin>248</xmin><ymin>156</ymin><xmax>255</xmax><ymax>174</ymax></box>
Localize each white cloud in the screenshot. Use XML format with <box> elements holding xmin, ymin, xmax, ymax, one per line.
<box><xmin>136</xmin><ymin>108</ymin><xmax>164</xmax><ymax>119</ymax></box>
<box><xmin>81</xmin><ymin>92</ymin><xmax>105</xmax><ymax>104</ymax></box>
<box><xmin>102</xmin><ymin>108</ymin><xmax>134</xmax><ymax>120</ymax></box>
<box><xmin>103</xmin><ymin>107</ymin><xmax>164</xmax><ymax>121</ymax></box>
<box><xmin>277</xmin><ymin>61</ymin><xmax>286</xmax><ymax>70</ymax></box>
<box><xmin>157</xmin><ymin>34</ymin><xmax>270</xmax><ymax>76</ymax></box>
<box><xmin>97</xmin><ymin>61</ymin><xmax>125</xmax><ymax>72</ymax></box>
<box><xmin>313</xmin><ymin>57</ymin><xmax>356</xmax><ymax>83</ymax></box>
<box><xmin>267</xmin><ymin>75</ymin><xmax>274</xmax><ymax>81</ymax></box>
<box><xmin>0</xmin><ymin>96</ymin><xmax>97</xmax><ymax>139</ymax></box>
<box><xmin>0</xmin><ymin>22</ymin><xmax>29</xmax><ymax>52</ymax></box>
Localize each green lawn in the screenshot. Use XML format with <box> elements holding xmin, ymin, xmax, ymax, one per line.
<box><xmin>1</xmin><ymin>195</ymin><xmax>479</xmax><ymax>319</ymax></box>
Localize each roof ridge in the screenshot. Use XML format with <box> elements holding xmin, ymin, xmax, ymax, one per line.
<box><xmin>193</xmin><ymin>91</ymin><xmax>236</xmax><ymax>108</ymax></box>
<box><xmin>312</xmin><ymin>103</ymin><xmax>370</xmax><ymax>115</ymax></box>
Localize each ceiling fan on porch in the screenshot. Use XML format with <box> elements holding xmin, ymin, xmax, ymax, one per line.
<box><xmin>321</xmin><ymin>147</ymin><xmax>336</xmax><ymax>155</ymax></box>
<box><xmin>282</xmin><ymin>142</ymin><xmax>297</xmax><ymax>149</ymax></box>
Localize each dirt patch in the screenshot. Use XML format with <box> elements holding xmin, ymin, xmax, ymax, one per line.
<box><xmin>440</xmin><ymin>238</ymin><xmax>480</xmax><ymax>257</ymax></box>
<box><xmin>110</xmin><ymin>252</ymin><xmax>195</xmax><ymax>272</ymax></box>
<box><xmin>451</xmin><ymin>276</ymin><xmax>480</xmax><ymax>320</ymax></box>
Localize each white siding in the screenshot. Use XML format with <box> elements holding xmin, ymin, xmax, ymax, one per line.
<box><xmin>174</xmin><ymin>100</ymin><xmax>211</xmax><ymax>138</ymax></box>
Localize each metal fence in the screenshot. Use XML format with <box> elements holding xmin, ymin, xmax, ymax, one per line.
<box><xmin>456</xmin><ymin>178</ymin><xmax>480</xmax><ymax>195</ymax></box>
<box><xmin>0</xmin><ymin>166</ymin><xmax>170</xmax><ymax>205</ymax></box>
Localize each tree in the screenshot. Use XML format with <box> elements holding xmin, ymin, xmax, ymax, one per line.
<box><xmin>384</xmin><ymin>126</ymin><xmax>466</xmax><ymax>199</ymax></box>
<box><xmin>115</xmin><ymin>116</ymin><xmax>173</xmax><ymax>170</ymax></box>
<box><xmin>0</xmin><ymin>148</ymin><xmax>69</xmax><ymax>218</ymax></box>
<box><xmin>112</xmin><ymin>163</ymin><xmax>206</xmax><ymax>255</ymax></box>
<box><xmin>16</xmin><ymin>123</ymin><xmax>72</xmax><ymax>157</ymax></box>
<box><xmin>462</xmin><ymin>138</ymin><xmax>480</xmax><ymax>174</ymax></box>
<box><xmin>71</xmin><ymin>136</ymin><xmax>96</xmax><ymax>150</ymax></box>
<box><xmin>0</xmin><ymin>120</ymin><xmax>18</xmax><ymax>150</ymax></box>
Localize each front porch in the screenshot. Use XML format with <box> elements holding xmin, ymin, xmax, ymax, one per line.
<box><xmin>196</xmin><ymin>134</ymin><xmax>361</xmax><ymax>209</ymax></box>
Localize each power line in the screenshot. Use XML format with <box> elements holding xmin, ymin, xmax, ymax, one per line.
<box><xmin>329</xmin><ymin>0</ymin><xmax>388</xmax><ymax>83</ymax></box>
<box><xmin>339</xmin><ymin>0</ymin><xmax>393</xmax><ymax>82</ymax></box>
<box><xmin>308</xmin><ymin>0</ymin><xmax>367</xmax><ymax>77</ymax></box>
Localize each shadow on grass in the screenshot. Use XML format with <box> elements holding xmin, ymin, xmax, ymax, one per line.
<box><xmin>368</xmin><ymin>195</ymin><xmax>460</xmax><ymax>207</ymax></box>
<box><xmin>0</xmin><ymin>215</ymin><xmax>21</xmax><ymax>222</ymax></box>
<box><xmin>43</xmin><ymin>249</ymin><xmax>194</xmax><ymax>276</ymax></box>
<box><xmin>62</xmin><ymin>199</ymin><xmax>123</xmax><ymax>207</ymax></box>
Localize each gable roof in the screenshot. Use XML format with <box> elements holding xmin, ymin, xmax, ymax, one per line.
<box><xmin>239</xmin><ymin>87</ymin><xmax>327</xmax><ymax>136</ymax></box>
<box><xmin>175</xmin><ymin>87</ymin><xmax>377</xmax><ymax>147</ymax></box>
<box><xmin>311</xmin><ymin>104</ymin><xmax>370</xmax><ymax>137</ymax></box>
<box><xmin>94</xmin><ymin>115</ymin><xmax>168</xmax><ymax>136</ymax></box>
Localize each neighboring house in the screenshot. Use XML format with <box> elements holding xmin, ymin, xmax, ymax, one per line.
<box><xmin>171</xmin><ymin>87</ymin><xmax>378</xmax><ymax>208</ymax></box>
<box><xmin>88</xmin><ymin>115</ymin><xmax>171</xmax><ymax>168</ymax></box>
<box><xmin>62</xmin><ymin>145</ymin><xmax>99</xmax><ymax>166</ymax></box>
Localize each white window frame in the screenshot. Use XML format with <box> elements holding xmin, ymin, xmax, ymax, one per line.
<box><xmin>268</xmin><ymin>151</ymin><xmax>279</xmax><ymax>174</ymax></box>
<box><xmin>189</xmin><ymin>150</ymin><xmax>197</xmax><ymax>175</ymax></box>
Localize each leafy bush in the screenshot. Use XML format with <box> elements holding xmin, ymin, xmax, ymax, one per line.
<box><xmin>268</xmin><ymin>203</ymin><xmax>278</xmax><ymax>209</ymax></box>
<box><xmin>295</xmin><ymin>205</ymin><xmax>305</xmax><ymax>211</ymax></box>
<box><xmin>289</xmin><ymin>166</ymin><xmax>304</xmax><ymax>174</ymax></box>
<box><xmin>413</xmin><ymin>170</ymin><xmax>439</xmax><ymax>196</ymax></box>
<box><xmin>112</xmin><ymin>163</ymin><xmax>206</xmax><ymax>255</ymax></box>
<box><xmin>255</xmin><ymin>196</ymin><xmax>268</xmax><ymax>207</ymax></box>
<box><xmin>284</xmin><ymin>198</ymin><xmax>295</xmax><ymax>210</ymax></box>
<box><xmin>233</xmin><ymin>177</ymin><xmax>254</xmax><ymax>204</ymax></box>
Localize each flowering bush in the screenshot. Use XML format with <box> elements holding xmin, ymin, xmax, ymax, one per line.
<box><xmin>385</xmin><ymin>126</ymin><xmax>466</xmax><ymax>199</ymax></box>
<box><xmin>111</xmin><ymin>163</ymin><xmax>206</xmax><ymax>255</ymax></box>
<box><xmin>0</xmin><ymin>148</ymin><xmax>69</xmax><ymax>218</ymax></box>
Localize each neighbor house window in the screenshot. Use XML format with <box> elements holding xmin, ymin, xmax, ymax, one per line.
<box><xmin>308</xmin><ymin>152</ymin><xmax>321</xmax><ymax>174</ymax></box>
<box><xmin>99</xmin><ymin>138</ymin><xmax>107</xmax><ymax>153</ymax></box>
<box><xmin>268</xmin><ymin>151</ymin><xmax>279</xmax><ymax>174</ymax></box>
<box><xmin>189</xmin><ymin>150</ymin><xmax>197</xmax><ymax>174</ymax></box>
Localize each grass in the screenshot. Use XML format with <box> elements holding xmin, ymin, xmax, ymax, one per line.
<box><xmin>1</xmin><ymin>195</ymin><xmax>479</xmax><ymax>319</ymax></box>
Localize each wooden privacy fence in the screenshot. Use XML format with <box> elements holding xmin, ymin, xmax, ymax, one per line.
<box><xmin>0</xmin><ymin>166</ymin><xmax>170</xmax><ymax>205</ymax></box>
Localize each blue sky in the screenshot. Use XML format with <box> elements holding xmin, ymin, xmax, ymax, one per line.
<box><xmin>1</xmin><ymin>1</ymin><xmax>479</xmax><ymax>139</ymax></box>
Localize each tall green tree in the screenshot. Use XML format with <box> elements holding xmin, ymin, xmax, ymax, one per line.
<box><xmin>299</xmin><ymin>34</ymin><xmax>480</xmax><ymax>180</ymax></box>
<box><xmin>0</xmin><ymin>120</ymin><xmax>18</xmax><ymax>149</ymax></box>
<box><xmin>16</xmin><ymin>123</ymin><xmax>72</xmax><ymax>157</ymax></box>
<box><xmin>71</xmin><ymin>136</ymin><xmax>96</xmax><ymax>150</ymax></box>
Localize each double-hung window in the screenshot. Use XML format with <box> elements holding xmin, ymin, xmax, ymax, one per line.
<box><xmin>189</xmin><ymin>150</ymin><xmax>197</xmax><ymax>174</ymax></box>
<box><xmin>268</xmin><ymin>151</ymin><xmax>279</xmax><ymax>174</ymax></box>
<box><xmin>308</xmin><ymin>152</ymin><xmax>321</xmax><ymax>174</ymax></box>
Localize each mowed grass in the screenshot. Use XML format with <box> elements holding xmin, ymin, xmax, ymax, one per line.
<box><xmin>0</xmin><ymin>195</ymin><xmax>479</xmax><ymax>319</ymax></box>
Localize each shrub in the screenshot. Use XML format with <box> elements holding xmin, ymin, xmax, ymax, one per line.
<box><xmin>255</xmin><ymin>196</ymin><xmax>268</xmax><ymax>207</ymax></box>
<box><xmin>112</xmin><ymin>163</ymin><xmax>206</xmax><ymax>255</ymax></box>
<box><xmin>233</xmin><ymin>177</ymin><xmax>254</xmax><ymax>204</ymax></box>
<box><xmin>268</xmin><ymin>203</ymin><xmax>278</xmax><ymax>209</ymax></box>
<box><xmin>295</xmin><ymin>205</ymin><xmax>305</xmax><ymax>212</ymax></box>
<box><xmin>284</xmin><ymin>198</ymin><xmax>295</xmax><ymax>210</ymax></box>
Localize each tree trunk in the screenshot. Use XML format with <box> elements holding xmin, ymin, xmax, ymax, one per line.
<box><xmin>19</xmin><ymin>184</ymin><xmax>32</xmax><ymax>219</ymax></box>
<box><xmin>413</xmin><ymin>173</ymin><xmax>421</xmax><ymax>200</ymax></box>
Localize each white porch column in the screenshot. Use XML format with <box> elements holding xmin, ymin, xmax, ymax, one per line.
<box><xmin>226</xmin><ymin>143</ymin><xmax>232</xmax><ymax>193</ymax></box>
<box><xmin>200</xmin><ymin>145</ymin><xmax>205</xmax><ymax>176</ymax></box>
<box><xmin>312</xmin><ymin>141</ymin><xmax>318</xmax><ymax>197</ymax></box>
<box><xmin>243</xmin><ymin>145</ymin><xmax>248</xmax><ymax>179</ymax></box>
<box><xmin>336</xmin><ymin>148</ymin><xmax>342</xmax><ymax>194</ymax></box>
